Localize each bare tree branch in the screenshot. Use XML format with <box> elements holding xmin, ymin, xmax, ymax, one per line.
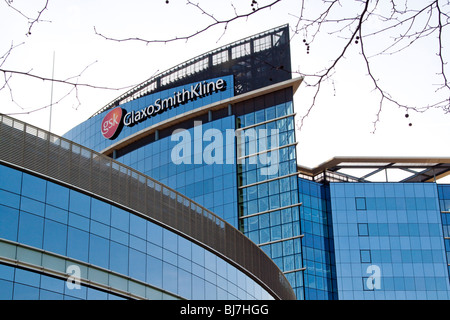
<box><xmin>0</xmin><ymin>68</ymin><xmax>133</xmax><ymax>91</ymax></box>
<box><xmin>437</xmin><ymin>0</ymin><xmax>450</xmax><ymax>112</ymax></box>
<box><xmin>93</xmin><ymin>0</ymin><xmax>283</xmax><ymax>45</ymax></box>
<box><xmin>0</xmin><ymin>63</ymin><xmax>136</xmax><ymax>116</ymax></box>
<box><xmin>359</xmin><ymin>18</ymin><xmax>411</xmax><ymax>133</ymax></box>
<box><xmin>0</xmin><ymin>41</ymin><xmax>24</xmax><ymax>68</ymax></box>
<box><xmin>26</xmin><ymin>0</ymin><xmax>49</xmax><ymax>35</ymax></box>
<box><xmin>2</xmin><ymin>0</ymin><xmax>449</xmax><ymax>132</ymax></box>
<box><xmin>296</xmin><ymin>0</ymin><xmax>370</xmax><ymax>131</ymax></box>
<box><xmin>289</xmin><ymin>0</ymin><xmax>450</xmax><ymax>132</ymax></box>
<box><xmin>4</xmin><ymin>0</ymin><xmax>51</xmax><ymax>35</ymax></box>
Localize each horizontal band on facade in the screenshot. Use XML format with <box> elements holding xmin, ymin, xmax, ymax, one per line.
<box><xmin>238</xmin><ymin>171</ymin><xmax>301</xmax><ymax>189</ymax></box>
<box><xmin>99</xmin><ymin>77</ymin><xmax>303</xmax><ymax>158</ymax></box>
<box><xmin>235</xmin><ymin>113</ymin><xmax>296</xmax><ymax>132</ymax></box>
<box><xmin>283</xmin><ymin>268</ymin><xmax>306</xmax><ymax>274</ymax></box>
<box><xmin>237</xmin><ymin>142</ymin><xmax>298</xmax><ymax>161</ymax></box>
<box><xmin>257</xmin><ymin>234</ymin><xmax>304</xmax><ymax>247</ymax></box>
<box><xmin>0</xmin><ymin>238</ymin><xmax>181</xmax><ymax>300</ymax></box>
<box><xmin>239</xmin><ymin>202</ymin><xmax>303</xmax><ymax>219</ymax></box>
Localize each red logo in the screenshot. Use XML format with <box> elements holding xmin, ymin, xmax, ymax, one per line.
<box><xmin>101</xmin><ymin>107</ymin><xmax>123</xmax><ymax>139</ymax></box>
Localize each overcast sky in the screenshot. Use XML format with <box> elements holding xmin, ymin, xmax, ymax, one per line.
<box><xmin>1</xmin><ymin>0</ymin><xmax>449</xmax><ymax>173</ymax></box>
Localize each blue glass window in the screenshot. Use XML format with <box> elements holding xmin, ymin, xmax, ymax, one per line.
<box><xmin>0</xmin><ymin>190</ymin><xmax>20</xmax><ymax>209</ymax></box>
<box><xmin>0</xmin><ymin>205</ymin><xmax>19</xmax><ymax>241</ymax></box>
<box><xmin>129</xmin><ymin>249</ymin><xmax>146</xmax><ymax>282</ymax></box>
<box><xmin>68</xmin><ymin>212</ymin><xmax>90</xmax><ymax>231</ymax></box>
<box><xmin>13</xmin><ymin>283</ymin><xmax>40</xmax><ymax>300</ymax></box>
<box><xmin>192</xmin><ymin>275</ymin><xmax>205</xmax><ymax>300</ymax></box>
<box><xmin>356</xmin><ymin>197</ymin><xmax>366</xmax><ymax>210</ymax></box>
<box><xmin>21</xmin><ymin>173</ymin><xmax>46</xmax><ymax>202</ymax></box>
<box><xmin>90</xmin><ymin>220</ymin><xmax>110</xmax><ymax>238</ymax></box>
<box><xmin>64</xmin><ymin>281</ymin><xmax>87</xmax><ymax>299</ymax></box>
<box><xmin>178</xmin><ymin>269</ymin><xmax>192</xmax><ymax>299</ymax></box>
<box><xmin>147</xmin><ymin>222</ymin><xmax>163</xmax><ymax>245</ymax></box>
<box><xmin>18</xmin><ymin>212</ymin><xmax>44</xmax><ymax>248</ymax></box>
<box><xmin>40</xmin><ymin>274</ymin><xmax>64</xmax><ymax>294</ymax></box>
<box><xmin>163</xmin><ymin>262</ymin><xmax>178</xmax><ymax>294</ymax></box>
<box><xmin>0</xmin><ymin>165</ymin><xmax>22</xmax><ymax>193</ymax></box>
<box><xmin>45</xmin><ymin>205</ymin><xmax>68</xmax><ymax>224</ymax></box>
<box><xmin>360</xmin><ymin>250</ymin><xmax>372</xmax><ymax>263</ymax></box>
<box><xmin>111</xmin><ymin>207</ymin><xmax>129</xmax><ymax>232</ymax></box>
<box><xmin>43</xmin><ymin>220</ymin><xmax>67</xmax><ymax>255</ymax></box>
<box><xmin>39</xmin><ymin>290</ymin><xmax>63</xmax><ymax>300</ymax></box>
<box><xmin>91</xmin><ymin>198</ymin><xmax>111</xmax><ymax>224</ymax></box>
<box><xmin>20</xmin><ymin>197</ymin><xmax>45</xmax><ymax>217</ymax></box>
<box><xmin>67</xmin><ymin>227</ymin><xmax>89</xmax><ymax>262</ymax></box>
<box><xmin>110</xmin><ymin>241</ymin><xmax>129</xmax><ymax>275</ymax></box>
<box><xmin>69</xmin><ymin>190</ymin><xmax>91</xmax><ymax>217</ymax></box>
<box><xmin>15</xmin><ymin>268</ymin><xmax>40</xmax><ymax>287</ymax></box>
<box><xmin>89</xmin><ymin>234</ymin><xmax>110</xmax><ymax>269</ymax></box>
<box><xmin>0</xmin><ymin>279</ymin><xmax>13</xmax><ymax>299</ymax></box>
<box><xmin>46</xmin><ymin>182</ymin><xmax>69</xmax><ymax>210</ymax></box>
<box><xmin>87</xmin><ymin>288</ymin><xmax>108</xmax><ymax>300</ymax></box>
<box><xmin>130</xmin><ymin>214</ymin><xmax>146</xmax><ymax>240</ymax></box>
<box><xmin>147</xmin><ymin>255</ymin><xmax>163</xmax><ymax>288</ymax></box>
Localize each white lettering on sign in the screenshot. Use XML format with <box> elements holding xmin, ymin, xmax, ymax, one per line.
<box><xmin>123</xmin><ymin>78</ymin><xmax>226</xmax><ymax>127</ymax></box>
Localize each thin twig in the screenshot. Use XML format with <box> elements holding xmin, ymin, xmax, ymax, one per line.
<box><xmin>93</xmin><ymin>0</ymin><xmax>283</xmax><ymax>45</ymax></box>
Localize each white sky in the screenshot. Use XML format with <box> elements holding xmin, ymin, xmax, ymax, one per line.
<box><xmin>1</xmin><ymin>0</ymin><xmax>449</xmax><ymax>173</ymax></box>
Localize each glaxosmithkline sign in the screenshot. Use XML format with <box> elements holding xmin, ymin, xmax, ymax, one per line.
<box><xmin>101</xmin><ymin>78</ymin><xmax>227</xmax><ymax>139</ymax></box>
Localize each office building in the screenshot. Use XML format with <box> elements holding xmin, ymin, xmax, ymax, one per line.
<box><xmin>2</xmin><ymin>25</ymin><xmax>450</xmax><ymax>300</ymax></box>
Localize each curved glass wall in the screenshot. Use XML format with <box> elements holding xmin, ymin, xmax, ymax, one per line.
<box><xmin>0</xmin><ymin>163</ymin><xmax>274</xmax><ymax>300</ymax></box>
<box><xmin>114</xmin><ymin>115</ymin><xmax>239</xmax><ymax>227</ymax></box>
<box><xmin>0</xmin><ymin>264</ymin><xmax>126</xmax><ymax>300</ymax></box>
<box><xmin>63</xmin><ymin>76</ymin><xmax>238</xmax><ymax>226</ymax></box>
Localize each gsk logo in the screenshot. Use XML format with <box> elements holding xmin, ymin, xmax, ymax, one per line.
<box><xmin>101</xmin><ymin>107</ymin><xmax>123</xmax><ymax>139</ymax></box>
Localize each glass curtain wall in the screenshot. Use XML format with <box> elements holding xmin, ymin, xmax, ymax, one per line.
<box><xmin>330</xmin><ymin>182</ymin><xmax>450</xmax><ymax>300</ymax></box>
<box><xmin>298</xmin><ymin>178</ymin><xmax>337</xmax><ymax>300</ymax></box>
<box><xmin>0</xmin><ymin>163</ymin><xmax>274</xmax><ymax>300</ymax></box>
<box><xmin>437</xmin><ymin>184</ymin><xmax>450</xmax><ymax>281</ymax></box>
<box><xmin>235</xmin><ymin>88</ymin><xmax>303</xmax><ymax>298</ymax></box>
<box><xmin>114</xmin><ymin>115</ymin><xmax>239</xmax><ymax>228</ymax></box>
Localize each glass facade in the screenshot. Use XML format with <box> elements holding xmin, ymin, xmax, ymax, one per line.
<box><xmin>234</xmin><ymin>88</ymin><xmax>304</xmax><ymax>298</ymax></box>
<box><xmin>114</xmin><ymin>115</ymin><xmax>239</xmax><ymax>227</ymax></box>
<box><xmin>298</xmin><ymin>178</ymin><xmax>337</xmax><ymax>300</ymax></box>
<box><xmin>0</xmin><ymin>163</ymin><xmax>275</xmax><ymax>300</ymax></box>
<box><xmin>330</xmin><ymin>182</ymin><xmax>450</xmax><ymax>299</ymax></box>
<box><xmin>438</xmin><ymin>185</ymin><xmax>450</xmax><ymax>282</ymax></box>
<box><xmin>0</xmin><ymin>264</ymin><xmax>125</xmax><ymax>300</ymax></box>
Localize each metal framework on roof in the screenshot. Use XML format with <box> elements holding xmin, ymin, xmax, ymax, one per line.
<box><xmin>297</xmin><ymin>157</ymin><xmax>450</xmax><ymax>183</ymax></box>
<box><xmin>91</xmin><ymin>24</ymin><xmax>291</xmax><ymax>118</ymax></box>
